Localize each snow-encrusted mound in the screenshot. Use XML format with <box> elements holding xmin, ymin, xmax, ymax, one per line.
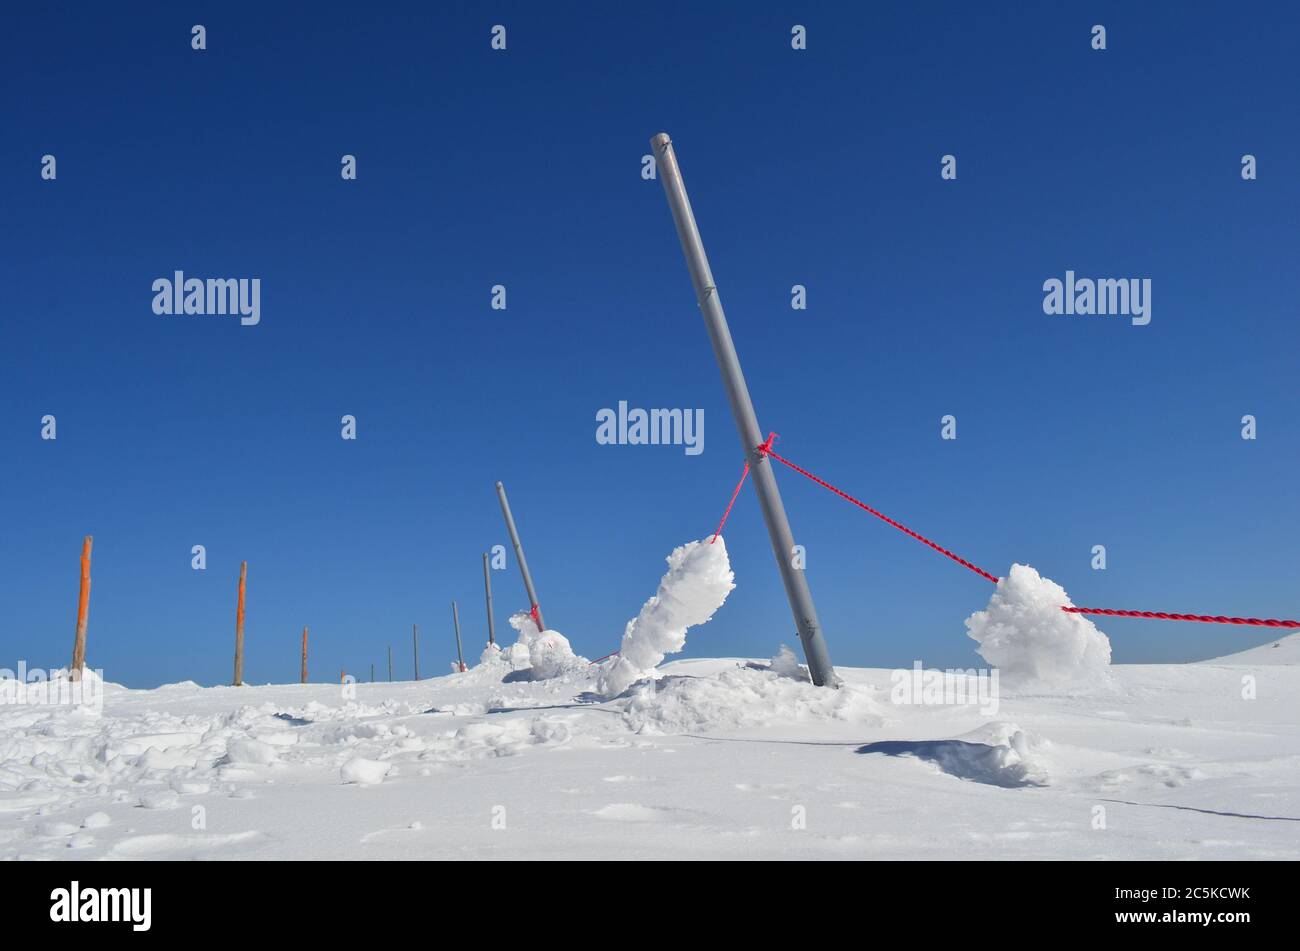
<box><xmin>621</xmin><ymin>664</ymin><xmax>887</xmax><ymax>734</ymax></box>
<box><xmin>505</xmin><ymin>611</ymin><xmax>587</xmax><ymax>679</ymax></box>
<box><xmin>769</xmin><ymin>644</ymin><xmax>808</xmax><ymax>680</ymax></box>
<box><xmin>599</xmin><ymin>537</ymin><xmax>736</xmax><ymax>697</ymax></box>
<box><xmin>965</xmin><ymin>564</ymin><xmax>1111</xmax><ymax>685</ymax></box>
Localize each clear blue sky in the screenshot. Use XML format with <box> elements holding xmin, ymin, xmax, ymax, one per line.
<box><xmin>2</xmin><ymin>2</ymin><xmax>1297</xmax><ymax>688</ymax></box>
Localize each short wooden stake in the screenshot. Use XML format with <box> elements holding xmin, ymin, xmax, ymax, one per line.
<box><xmin>70</xmin><ymin>535</ymin><xmax>93</xmax><ymax>681</ymax></box>
<box><xmin>232</xmin><ymin>561</ymin><xmax>247</xmax><ymax>686</ymax></box>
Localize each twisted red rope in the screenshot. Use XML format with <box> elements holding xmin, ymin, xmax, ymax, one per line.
<box><xmin>754</xmin><ymin>434</ymin><xmax>1297</xmax><ymax>630</ymax></box>
<box><xmin>1064</xmin><ymin>607</ymin><xmax>1298</xmax><ymax>627</ymax></box>
<box><xmin>757</xmin><ymin>438</ymin><xmax>1001</xmax><ymax>584</ymax></box>
<box><xmin>711</xmin><ymin>461</ymin><xmax>750</xmax><ymax>543</ymax></box>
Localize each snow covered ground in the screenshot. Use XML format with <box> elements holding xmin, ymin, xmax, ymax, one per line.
<box><xmin>3</xmin><ymin>635</ymin><xmax>1298</xmax><ymax>860</ymax></box>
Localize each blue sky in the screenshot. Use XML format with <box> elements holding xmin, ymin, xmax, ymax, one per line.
<box><xmin>2</xmin><ymin>2</ymin><xmax>1297</xmax><ymax>687</ymax></box>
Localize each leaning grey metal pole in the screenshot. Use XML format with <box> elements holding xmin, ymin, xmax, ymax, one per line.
<box><xmin>412</xmin><ymin>623</ymin><xmax>420</xmax><ymax>681</ymax></box>
<box><xmin>651</xmin><ymin>132</ymin><xmax>835</xmax><ymax>687</ymax></box>
<box><xmin>495</xmin><ymin>481</ymin><xmax>545</xmax><ymax>631</ymax></box>
<box><xmin>482</xmin><ymin>553</ymin><xmax>496</xmax><ymax>646</ymax></box>
<box><xmin>451</xmin><ymin>600</ymin><xmax>466</xmax><ymax>672</ymax></box>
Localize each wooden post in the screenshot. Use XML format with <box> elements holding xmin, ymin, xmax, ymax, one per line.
<box><xmin>232</xmin><ymin>561</ymin><xmax>247</xmax><ymax>686</ymax></box>
<box><xmin>70</xmin><ymin>535</ymin><xmax>93</xmax><ymax>681</ymax></box>
<box><xmin>300</xmin><ymin>626</ymin><xmax>308</xmax><ymax>683</ymax></box>
<box><xmin>413</xmin><ymin>623</ymin><xmax>420</xmax><ymax>680</ymax></box>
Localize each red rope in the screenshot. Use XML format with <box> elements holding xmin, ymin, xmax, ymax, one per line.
<box><xmin>757</xmin><ymin>437</ymin><xmax>1001</xmax><ymax>584</ymax></box>
<box><xmin>711</xmin><ymin>461</ymin><xmax>750</xmax><ymax>543</ymax></box>
<box><xmin>529</xmin><ymin>604</ymin><xmax>543</xmax><ymax>632</ymax></box>
<box><xmin>1065</xmin><ymin>607</ymin><xmax>1298</xmax><ymax>628</ymax></box>
<box><xmin>754</xmin><ymin>434</ymin><xmax>1297</xmax><ymax>630</ymax></box>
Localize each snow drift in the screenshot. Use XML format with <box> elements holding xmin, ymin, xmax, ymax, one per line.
<box><xmin>965</xmin><ymin>564</ymin><xmax>1111</xmax><ymax>684</ymax></box>
<box><xmin>598</xmin><ymin>537</ymin><xmax>736</xmax><ymax>697</ymax></box>
<box><xmin>622</xmin><ymin>663</ymin><xmax>887</xmax><ymax>733</ymax></box>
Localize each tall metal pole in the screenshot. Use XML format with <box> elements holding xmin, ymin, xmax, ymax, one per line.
<box><xmin>651</xmin><ymin>132</ymin><xmax>836</xmax><ymax>687</ymax></box>
<box><xmin>451</xmin><ymin>600</ymin><xmax>466</xmax><ymax>672</ymax></box>
<box><xmin>387</xmin><ymin>644</ymin><xmax>392</xmax><ymax>682</ymax></box>
<box><xmin>482</xmin><ymin>553</ymin><xmax>496</xmax><ymax>646</ymax></box>
<box><xmin>495</xmin><ymin>481</ymin><xmax>545</xmax><ymax>631</ymax></box>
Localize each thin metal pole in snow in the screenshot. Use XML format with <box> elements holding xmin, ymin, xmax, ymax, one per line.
<box><xmin>495</xmin><ymin>481</ymin><xmax>545</xmax><ymax>631</ymax></box>
<box><xmin>387</xmin><ymin>644</ymin><xmax>393</xmax><ymax>682</ymax></box>
<box><xmin>412</xmin><ymin>623</ymin><xmax>420</xmax><ymax>680</ymax></box>
<box><xmin>451</xmin><ymin>600</ymin><xmax>466</xmax><ymax>672</ymax></box>
<box><xmin>482</xmin><ymin>552</ymin><xmax>496</xmax><ymax>646</ymax></box>
<box><xmin>651</xmin><ymin>132</ymin><xmax>836</xmax><ymax>687</ymax></box>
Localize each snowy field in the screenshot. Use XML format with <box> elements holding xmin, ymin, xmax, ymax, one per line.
<box><xmin>3</xmin><ymin>638</ymin><xmax>1299</xmax><ymax>860</ymax></box>
<box><xmin>3</xmin><ymin>539</ymin><xmax>1297</xmax><ymax>861</ymax></box>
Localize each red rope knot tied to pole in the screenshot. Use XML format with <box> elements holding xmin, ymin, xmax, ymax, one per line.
<box><xmin>710</xmin><ymin>434</ymin><xmax>780</xmax><ymax>544</ymax></box>
<box><xmin>529</xmin><ymin>603</ymin><xmax>543</xmax><ymax>632</ymax></box>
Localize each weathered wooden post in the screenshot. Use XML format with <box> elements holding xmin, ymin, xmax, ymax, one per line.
<box><xmin>452</xmin><ymin>600</ymin><xmax>466</xmax><ymax>672</ymax></box>
<box><xmin>413</xmin><ymin>623</ymin><xmax>420</xmax><ymax>680</ymax></box>
<box><xmin>495</xmin><ymin>481</ymin><xmax>545</xmax><ymax>631</ymax></box>
<box><xmin>69</xmin><ymin>535</ymin><xmax>92</xmax><ymax>681</ymax></box>
<box><xmin>652</xmin><ymin>132</ymin><xmax>836</xmax><ymax>686</ymax></box>
<box><xmin>301</xmin><ymin>626</ymin><xmax>308</xmax><ymax>683</ymax></box>
<box><xmin>482</xmin><ymin>552</ymin><xmax>496</xmax><ymax>646</ymax></box>
<box><xmin>232</xmin><ymin>561</ymin><xmax>248</xmax><ymax>686</ymax></box>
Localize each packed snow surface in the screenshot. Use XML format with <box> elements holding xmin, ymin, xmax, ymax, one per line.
<box><xmin>3</xmin><ymin>632</ymin><xmax>1298</xmax><ymax>860</ymax></box>
<box><xmin>599</xmin><ymin>537</ymin><xmax>736</xmax><ymax>697</ymax></box>
<box><xmin>3</xmin><ymin>536</ymin><xmax>1295</xmax><ymax>860</ymax></box>
<box><xmin>965</xmin><ymin>564</ymin><xmax>1112</xmax><ymax>685</ymax></box>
